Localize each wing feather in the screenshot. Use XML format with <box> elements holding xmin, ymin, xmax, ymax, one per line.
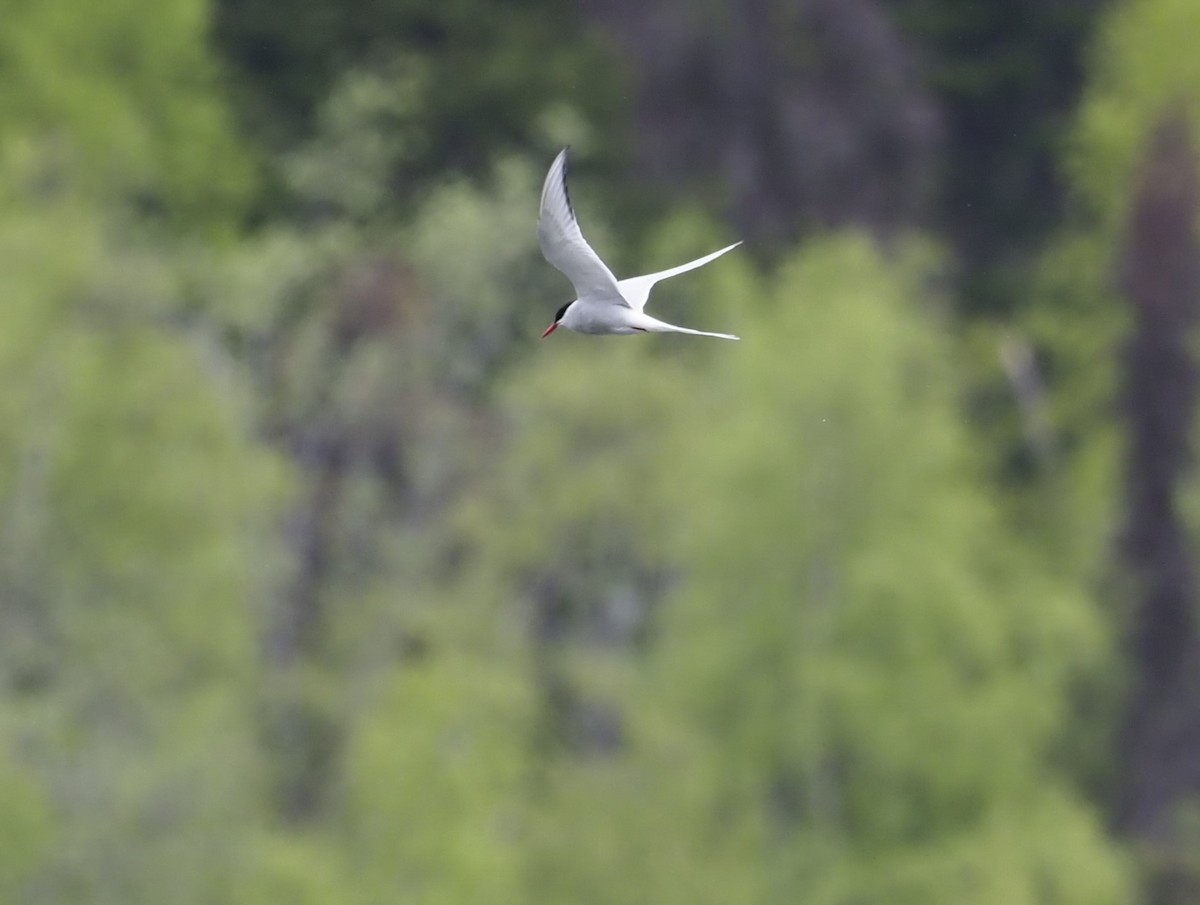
<box><xmin>537</xmin><ymin>149</ymin><xmax>626</xmax><ymax>305</ymax></box>
<box><xmin>617</xmin><ymin>241</ymin><xmax>742</xmax><ymax>311</ymax></box>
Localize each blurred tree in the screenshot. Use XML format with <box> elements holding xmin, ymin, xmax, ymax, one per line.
<box><xmin>0</xmin><ymin>0</ymin><xmax>253</xmax><ymax>229</ymax></box>
<box><xmin>892</xmin><ymin>0</ymin><xmax>1107</xmax><ymax>314</ymax></box>
<box><xmin>462</xmin><ymin>324</ymin><xmax>759</xmax><ymax>905</ymax></box>
<box><xmin>459</xmin><ymin>233</ymin><xmax>1127</xmax><ymax>903</ymax></box>
<box><xmin>585</xmin><ymin>0</ymin><xmax>941</xmax><ymax>248</ymax></box>
<box><xmin>212</xmin><ymin>0</ymin><xmax>622</xmax><ymax>208</ymax></box>
<box><xmin>466</xmin><ymin>338</ymin><xmax>694</xmax><ymax>754</ymax></box>
<box><xmin>201</xmin><ymin>143</ymin><xmax>562</xmax><ymax>824</ymax></box>
<box><xmin>975</xmin><ymin>0</ymin><xmax>1200</xmax><ymax>897</ymax></box>
<box><xmin>0</xmin><ymin>0</ymin><xmax>291</xmax><ymax>897</ymax></box>
<box><xmin>0</xmin><ymin>0</ymin><xmax>1158</xmax><ymax>899</ymax></box>
<box><xmin>337</xmin><ymin>650</ymin><xmax>531</xmax><ymax>905</ymax></box>
<box><xmin>582</xmin><ymin>0</ymin><xmax>1103</xmax><ymax>307</ymax></box>
<box><xmin>1066</xmin><ymin>0</ymin><xmax>1200</xmax><ymax>235</ymax></box>
<box><xmin>0</xmin><ymin>753</ymin><xmax>52</xmax><ymax>900</ymax></box>
<box><xmin>0</xmin><ymin>195</ymin><xmax>288</xmax><ymax>904</ymax></box>
<box><xmin>649</xmin><ymin>236</ymin><xmax>1127</xmax><ymax>903</ymax></box>
<box><xmin>1022</xmin><ymin>0</ymin><xmax>1200</xmax><ymax>540</ymax></box>
<box><xmin>1116</xmin><ymin>110</ymin><xmax>1200</xmax><ymax>905</ymax></box>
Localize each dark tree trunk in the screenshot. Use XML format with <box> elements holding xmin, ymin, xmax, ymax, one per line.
<box><xmin>259</xmin><ymin>259</ymin><xmax>415</xmax><ymax>824</ymax></box>
<box><xmin>1117</xmin><ymin>109</ymin><xmax>1200</xmax><ymax>905</ymax></box>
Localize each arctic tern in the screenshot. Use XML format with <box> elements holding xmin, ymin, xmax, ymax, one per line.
<box><xmin>537</xmin><ymin>148</ymin><xmax>741</xmax><ymax>340</ymax></box>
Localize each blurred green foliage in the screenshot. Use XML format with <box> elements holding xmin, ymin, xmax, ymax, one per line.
<box><xmin>0</xmin><ymin>0</ymin><xmax>1193</xmax><ymax>900</ymax></box>
<box><xmin>0</xmin><ymin>0</ymin><xmax>253</xmax><ymax>228</ymax></box>
<box><xmin>212</xmin><ymin>0</ymin><xmax>622</xmax><ymax>218</ymax></box>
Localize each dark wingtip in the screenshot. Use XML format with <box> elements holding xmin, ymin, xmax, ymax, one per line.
<box><xmin>558</xmin><ymin>149</ymin><xmax>575</xmax><ymax>220</ymax></box>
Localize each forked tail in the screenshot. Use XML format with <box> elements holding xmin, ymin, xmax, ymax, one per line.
<box><xmin>642</xmin><ymin>316</ymin><xmax>739</xmax><ymax>340</ymax></box>
<box><xmin>670</xmin><ymin>326</ymin><xmax>740</xmax><ymax>340</ymax></box>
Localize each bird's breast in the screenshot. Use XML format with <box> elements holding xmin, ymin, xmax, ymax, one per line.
<box><xmin>563</xmin><ymin>302</ymin><xmax>635</xmax><ymax>335</ymax></box>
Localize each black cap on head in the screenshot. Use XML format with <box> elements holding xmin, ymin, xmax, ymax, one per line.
<box><xmin>554</xmin><ymin>302</ymin><xmax>571</xmax><ymax>323</ymax></box>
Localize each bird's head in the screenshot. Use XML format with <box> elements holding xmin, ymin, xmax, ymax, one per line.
<box><xmin>541</xmin><ymin>302</ymin><xmax>571</xmax><ymax>338</ymax></box>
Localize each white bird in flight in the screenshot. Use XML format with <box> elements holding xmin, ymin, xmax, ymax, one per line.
<box><xmin>537</xmin><ymin>148</ymin><xmax>741</xmax><ymax>340</ymax></box>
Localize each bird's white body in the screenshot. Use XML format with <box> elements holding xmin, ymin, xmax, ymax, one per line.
<box><xmin>537</xmin><ymin>149</ymin><xmax>741</xmax><ymax>340</ymax></box>
<box><xmin>557</xmin><ymin>300</ymin><xmax>725</xmax><ymax>336</ymax></box>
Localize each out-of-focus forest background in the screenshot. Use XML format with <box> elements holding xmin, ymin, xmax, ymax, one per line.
<box><xmin>4</xmin><ymin>0</ymin><xmax>1200</xmax><ymax>901</ymax></box>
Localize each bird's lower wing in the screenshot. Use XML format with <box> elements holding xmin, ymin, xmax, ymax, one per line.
<box><xmin>669</xmin><ymin>326</ymin><xmax>740</xmax><ymax>340</ymax></box>
<box><xmin>617</xmin><ymin>241</ymin><xmax>742</xmax><ymax>311</ymax></box>
<box><xmin>637</xmin><ymin>314</ymin><xmax>740</xmax><ymax>340</ymax></box>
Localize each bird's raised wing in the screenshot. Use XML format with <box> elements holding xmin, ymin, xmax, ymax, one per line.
<box><xmin>617</xmin><ymin>241</ymin><xmax>742</xmax><ymax>312</ymax></box>
<box><xmin>538</xmin><ymin>149</ymin><xmax>627</xmax><ymax>306</ymax></box>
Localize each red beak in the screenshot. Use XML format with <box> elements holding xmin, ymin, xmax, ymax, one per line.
<box><xmin>541</xmin><ymin>322</ymin><xmax>559</xmax><ymax>339</ymax></box>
